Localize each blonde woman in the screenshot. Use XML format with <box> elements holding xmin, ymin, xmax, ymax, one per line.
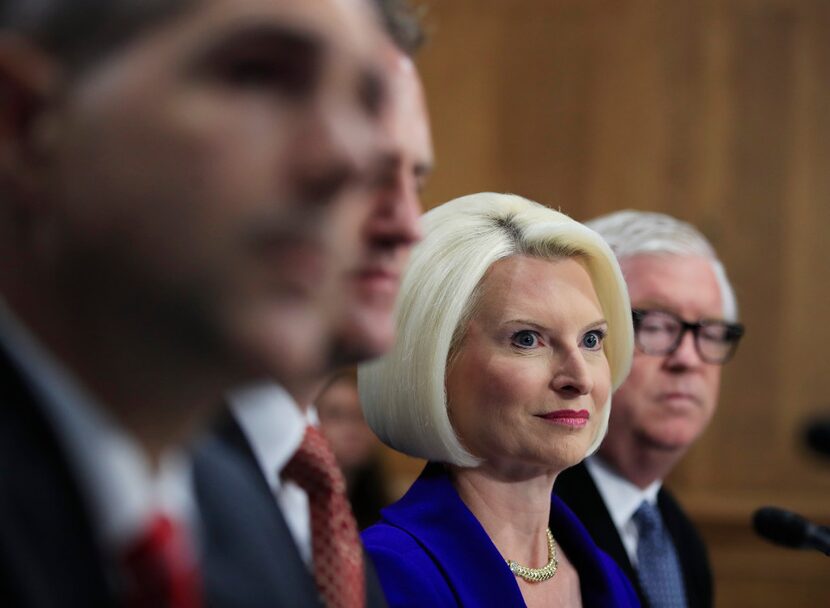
<box><xmin>360</xmin><ymin>193</ymin><xmax>639</xmax><ymax>607</ymax></box>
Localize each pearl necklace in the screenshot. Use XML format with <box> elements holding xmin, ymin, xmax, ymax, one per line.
<box><xmin>505</xmin><ymin>528</ymin><xmax>558</xmax><ymax>583</ymax></box>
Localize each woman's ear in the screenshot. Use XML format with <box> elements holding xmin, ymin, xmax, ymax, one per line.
<box><xmin>0</xmin><ymin>35</ymin><xmax>61</xmax><ymax>206</ymax></box>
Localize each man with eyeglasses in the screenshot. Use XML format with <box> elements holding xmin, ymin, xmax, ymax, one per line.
<box><xmin>554</xmin><ymin>210</ymin><xmax>744</xmax><ymax>608</ymax></box>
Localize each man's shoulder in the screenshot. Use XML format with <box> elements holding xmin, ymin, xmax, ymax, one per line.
<box><xmin>0</xmin><ymin>351</ymin><xmax>114</xmax><ymax>606</ymax></box>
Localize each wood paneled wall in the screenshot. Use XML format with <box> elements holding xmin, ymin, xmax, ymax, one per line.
<box><xmin>387</xmin><ymin>0</ymin><xmax>830</xmax><ymax>604</ymax></box>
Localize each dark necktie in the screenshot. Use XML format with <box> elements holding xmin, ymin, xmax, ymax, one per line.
<box><xmin>282</xmin><ymin>425</ymin><xmax>365</xmax><ymax>608</ymax></box>
<box><xmin>633</xmin><ymin>500</ymin><xmax>688</xmax><ymax>608</ymax></box>
<box><xmin>121</xmin><ymin>513</ymin><xmax>202</xmax><ymax>608</ymax></box>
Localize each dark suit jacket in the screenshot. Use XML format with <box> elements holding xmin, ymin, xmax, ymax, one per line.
<box><xmin>0</xmin><ymin>343</ymin><xmax>117</xmax><ymax>607</ymax></box>
<box><xmin>205</xmin><ymin>409</ymin><xmax>387</xmax><ymax>608</ymax></box>
<box><xmin>0</xmin><ymin>339</ymin><xmax>304</xmax><ymax>608</ymax></box>
<box><xmin>362</xmin><ymin>462</ymin><xmax>640</xmax><ymax>607</ymax></box>
<box><xmin>554</xmin><ymin>462</ymin><xmax>713</xmax><ymax>608</ymax></box>
<box><xmin>193</xmin><ymin>436</ymin><xmax>316</xmax><ymax>607</ymax></box>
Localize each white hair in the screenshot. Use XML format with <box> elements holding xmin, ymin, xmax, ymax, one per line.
<box><xmin>358</xmin><ymin>193</ymin><xmax>634</xmax><ymax>467</ymax></box>
<box><xmin>585</xmin><ymin>210</ymin><xmax>738</xmax><ymax>321</ymax></box>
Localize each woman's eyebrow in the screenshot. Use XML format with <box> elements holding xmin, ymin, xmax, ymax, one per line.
<box><xmin>581</xmin><ymin>319</ymin><xmax>608</xmax><ymax>332</ymax></box>
<box><xmin>503</xmin><ymin>319</ymin><xmax>547</xmax><ymax>331</ymax></box>
<box><xmin>503</xmin><ymin>318</ymin><xmax>608</xmax><ymax>332</ymax></box>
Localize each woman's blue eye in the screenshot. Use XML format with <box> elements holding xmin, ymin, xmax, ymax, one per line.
<box><xmin>512</xmin><ymin>330</ymin><xmax>539</xmax><ymax>349</ymax></box>
<box><xmin>582</xmin><ymin>330</ymin><xmax>605</xmax><ymax>350</ymax></box>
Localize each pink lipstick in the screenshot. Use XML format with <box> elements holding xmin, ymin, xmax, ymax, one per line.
<box><xmin>538</xmin><ymin>409</ymin><xmax>590</xmax><ymax>428</ymax></box>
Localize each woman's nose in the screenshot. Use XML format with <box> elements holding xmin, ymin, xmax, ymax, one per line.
<box><xmin>551</xmin><ymin>349</ymin><xmax>594</xmax><ymax>398</ymax></box>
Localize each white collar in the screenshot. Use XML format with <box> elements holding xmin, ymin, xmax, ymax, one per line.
<box><xmin>585</xmin><ymin>455</ymin><xmax>662</xmax><ymax>529</ymax></box>
<box><xmin>228</xmin><ymin>383</ymin><xmax>316</xmax><ymax>492</ymax></box>
<box><xmin>228</xmin><ymin>383</ymin><xmax>318</xmax><ymax>566</ymax></box>
<box><xmin>0</xmin><ymin>298</ymin><xmax>196</xmax><ymax>553</ymax></box>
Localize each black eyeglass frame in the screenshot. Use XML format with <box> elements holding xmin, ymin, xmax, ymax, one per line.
<box><xmin>631</xmin><ymin>308</ymin><xmax>745</xmax><ymax>365</ymax></box>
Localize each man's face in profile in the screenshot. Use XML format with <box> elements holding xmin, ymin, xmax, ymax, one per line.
<box><xmin>332</xmin><ymin>43</ymin><xmax>433</xmax><ymax>364</ymax></box>
<box><xmin>32</xmin><ymin>0</ymin><xmax>388</xmax><ymax>383</ymax></box>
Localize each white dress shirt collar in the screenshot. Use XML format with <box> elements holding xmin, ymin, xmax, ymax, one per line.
<box><xmin>228</xmin><ymin>383</ymin><xmax>308</xmax><ymax>493</ymax></box>
<box><xmin>229</xmin><ymin>383</ymin><xmax>316</xmax><ymax>565</ymax></box>
<box><xmin>584</xmin><ymin>455</ymin><xmax>661</xmax><ymax>566</ymax></box>
<box><xmin>0</xmin><ymin>298</ymin><xmax>196</xmax><ymax>555</ymax></box>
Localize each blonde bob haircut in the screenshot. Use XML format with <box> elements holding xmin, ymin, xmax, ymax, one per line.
<box><xmin>358</xmin><ymin>193</ymin><xmax>633</xmax><ymax>468</ymax></box>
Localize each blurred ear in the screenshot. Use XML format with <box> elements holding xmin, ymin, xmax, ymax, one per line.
<box><xmin>0</xmin><ymin>35</ymin><xmax>60</xmax><ymax>205</ymax></box>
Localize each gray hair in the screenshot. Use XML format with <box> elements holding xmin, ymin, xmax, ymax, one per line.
<box><xmin>586</xmin><ymin>210</ymin><xmax>738</xmax><ymax>321</ymax></box>
<box><xmin>359</xmin><ymin>193</ymin><xmax>634</xmax><ymax>467</ymax></box>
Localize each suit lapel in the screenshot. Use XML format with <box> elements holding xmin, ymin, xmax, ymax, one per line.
<box><xmin>205</xmin><ymin>409</ymin><xmax>324</xmax><ymax>607</ymax></box>
<box><xmin>211</xmin><ymin>407</ymin><xmax>388</xmax><ymax>608</ymax></box>
<box><xmin>212</xmin><ymin>408</ymin><xmax>283</xmax><ymax>502</ymax></box>
<box><xmin>554</xmin><ymin>463</ymin><xmax>646</xmax><ymax>601</ymax></box>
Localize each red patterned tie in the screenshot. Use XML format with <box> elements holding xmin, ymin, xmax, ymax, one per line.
<box><xmin>121</xmin><ymin>514</ymin><xmax>202</xmax><ymax>608</ymax></box>
<box><xmin>282</xmin><ymin>425</ymin><xmax>366</xmax><ymax>608</ymax></box>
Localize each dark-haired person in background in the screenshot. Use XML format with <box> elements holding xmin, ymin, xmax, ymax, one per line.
<box><xmin>317</xmin><ymin>370</ymin><xmax>392</xmax><ymax>530</ymax></box>
<box><xmin>0</xmin><ymin>0</ymin><xmax>393</xmax><ymax>606</ymax></box>
<box><xmin>554</xmin><ymin>210</ymin><xmax>744</xmax><ymax>608</ymax></box>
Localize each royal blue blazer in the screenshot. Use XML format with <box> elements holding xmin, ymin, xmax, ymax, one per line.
<box><xmin>362</xmin><ymin>463</ymin><xmax>640</xmax><ymax>607</ymax></box>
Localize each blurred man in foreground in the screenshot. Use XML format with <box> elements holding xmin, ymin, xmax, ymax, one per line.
<box><xmin>0</xmin><ymin>0</ymin><xmax>391</xmax><ymax>605</ymax></box>
<box><xmin>555</xmin><ymin>210</ymin><xmax>744</xmax><ymax>608</ymax></box>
